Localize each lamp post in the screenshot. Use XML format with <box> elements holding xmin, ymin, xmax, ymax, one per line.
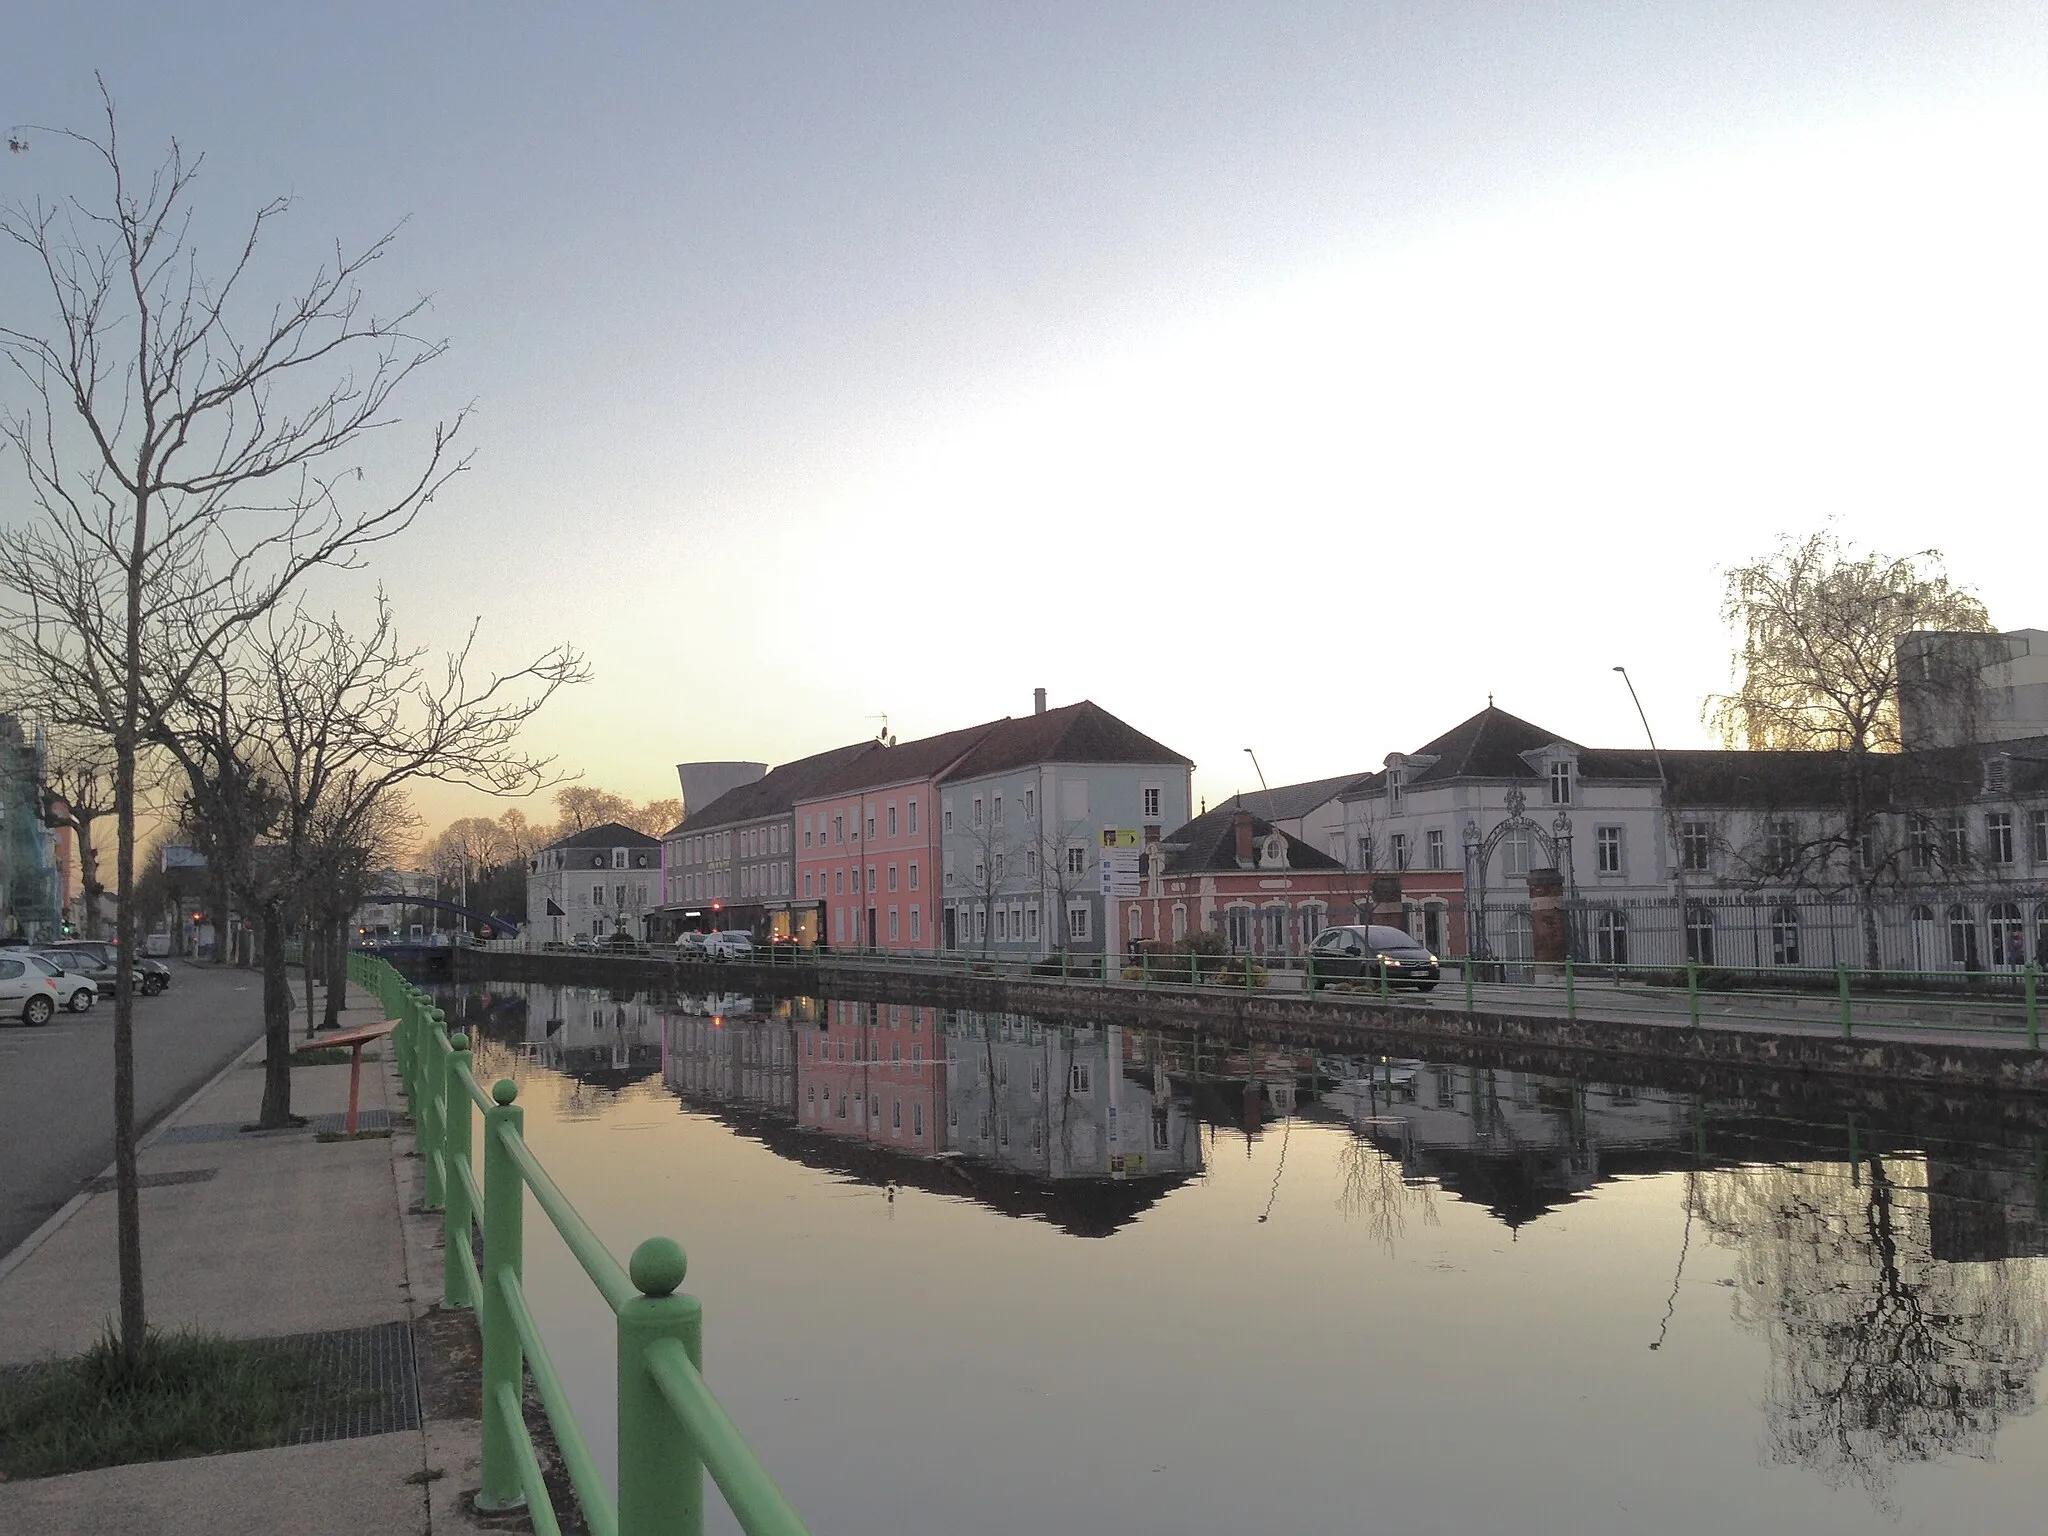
<box><xmin>1614</xmin><ymin>665</ymin><xmax>1689</xmax><ymax>957</ymax></box>
<box><xmin>1243</xmin><ymin>748</ymin><xmax>1270</xmax><ymax>805</ymax></box>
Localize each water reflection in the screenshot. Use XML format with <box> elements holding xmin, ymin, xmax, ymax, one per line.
<box><xmin>443</xmin><ymin>979</ymin><xmax>2048</xmax><ymax>1524</ymax></box>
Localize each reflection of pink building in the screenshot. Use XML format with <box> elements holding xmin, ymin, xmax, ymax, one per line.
<box><xmin>794</xmin><ymin>724</ymin><xmax>992</xmax><ymax>950</ymax></box>
<box><xmin>795</xmin><ymin>1000</ymin><xmax>947</xmax><ymax>1152</ymax></box>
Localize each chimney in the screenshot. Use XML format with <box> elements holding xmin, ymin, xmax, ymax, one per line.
<box><xmin>1033</xmin><ymin>687</ymin><xmax>1047</xmax><ymax>715</ymax></box>
<box><xmin>1234</xmin><ymin>809</ymin><xmax>1256</xmax><ymax>868</ymax></box>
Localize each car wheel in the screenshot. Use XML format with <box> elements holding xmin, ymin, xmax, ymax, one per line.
<box><xmin>24</xmin><ymin>995</ymin><xmax>54</xmax><ymax>1026</ymax></box>
<box><xmin>1416</xmin><ymin>982</ymin><xmax>1438</xmax><ymax>994</ymax></box>
<box><xmin>143</xmin><ymin>976</ymin><xmax>166</xmax><ymax>996</ymax></box>
<box><xmin>69</xmin><ymin>989</ymin><xmax>94</xmax><ymax>1013</ymax></box>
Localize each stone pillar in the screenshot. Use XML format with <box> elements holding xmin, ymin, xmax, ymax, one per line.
<box><xmin>1529</xmin><ymin>867</ymin><xmax>1567</xmax><ymax>977</ymax></box>
<box><xmin>1370</xmin><ymin>873</ymin><xmax>1404</xmax><ymax>931</ymax></box>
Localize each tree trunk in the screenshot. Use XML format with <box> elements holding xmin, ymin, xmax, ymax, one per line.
<box><xmin>258</xmin><ymin>903</ymin><xmax>296</xmax><ymax>1128</ymax></box>
<box><xmin>110</xmin><ymin>727</ymin><xmax>145</xmax><ymax>1365</ymax></box>
<box><xmin>210</xmin><ymin>864</ymin><xmax>231</xmax><ymax>965</ymax></box>
<box><xmin>324</xmin><ymin>913</ymin><xmax>347</xmax><ymax>1030</ymax></box>
<box><xmin>302</xmin><ymin>906</ymin><xmax>319</xmax><ymax>1038</ymax></box>
<box><xmin>77</xmin><ymin>808</ymin><xmax>103</xmax><ymax>940</ymax></box>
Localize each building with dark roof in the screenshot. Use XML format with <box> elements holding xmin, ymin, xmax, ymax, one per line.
<box><xmin>526</xmin><ymin>822</ymin><xmax>663</xmax><ymax>943</ymax></box>
<box><xmin>657</xmin><ymin>740</ymin><xmax>879</xmax><ymax>943</ymax></box>
<box><xmin>1339</xmin><ymin>703</ymin><xmax>2048</xmax><ymax>974</ymax></box>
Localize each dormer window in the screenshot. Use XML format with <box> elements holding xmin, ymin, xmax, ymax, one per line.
<box><xmin>1387</xmin><ymin>770</ymin><xmax>1403</xmax><ymax>810</ymax></box>
<box><xmin>1549</xmin><ymin>760</ymin><xmax>1572</xmax><ymax>805</ymax></box>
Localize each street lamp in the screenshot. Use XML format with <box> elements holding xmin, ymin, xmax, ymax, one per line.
<box><xmin>1614</xmin><ymin>665</ymin><xmax>1690</xmax><ymax>951</ymax></box>
<box><xmin>1243</xmin><ymin>747</ymin><xmax>1270</xmax><ymax>804</ymax></box>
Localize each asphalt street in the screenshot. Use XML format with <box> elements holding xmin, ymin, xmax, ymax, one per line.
<box><xmin>0</xmin><ymin>961</ymin><xmax>269</xmax><ymax>1258</ymax></box>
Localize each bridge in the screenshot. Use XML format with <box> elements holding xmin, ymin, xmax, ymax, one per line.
<box><xmin>360</xmin><ymin>893</ymin><xmax>521</xmax><ymax>938</ymax></box>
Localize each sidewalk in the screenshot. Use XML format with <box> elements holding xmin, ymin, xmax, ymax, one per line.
<box><xmin>0</xmin><ymin>978</ymin><xmax>486</xmax><ymax>1535</ymax></box>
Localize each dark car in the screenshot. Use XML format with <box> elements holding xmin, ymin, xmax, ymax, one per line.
<box><xmin>1307</xmin><ymin>924</ymin><xmax>1441</xmax><ymax>991</ymax></box>
<box><xmin>47</xmin><ymin>940</ymin><xmax>170</xmax><ymax>996</ymax></box>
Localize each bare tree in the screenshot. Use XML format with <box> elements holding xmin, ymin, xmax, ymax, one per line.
<box><xmin>0</xmin><ymin>93</ymin><xmax>468</xmax><ymax>1363</ymax></box>
<box><xmin>40</xmin><ymin>725</ymin><xmax>115</xmax><ymax>937</ymax></box>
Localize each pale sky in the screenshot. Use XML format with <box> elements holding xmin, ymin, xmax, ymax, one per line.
<box><xmin>6</xmin><ymin>4</ymin><xmax>2046</xmax><ymax>843</ymax></box>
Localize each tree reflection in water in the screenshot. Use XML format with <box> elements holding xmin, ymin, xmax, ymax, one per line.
<box><xmin>1336</xmin><ymin>1133</ymin><xmax>1438</xmax><ymax>1252</ymax></box>
<box><xmin>1694</xmin><ymin>1153</ymin><xmax>2048</xmax><ymax>1509</ymax></box>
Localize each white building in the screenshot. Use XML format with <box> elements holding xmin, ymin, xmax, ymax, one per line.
<box><xmin>527</xmin><ymin>822</ymin><xmax>663</xmax><ymax>943</ymax></box>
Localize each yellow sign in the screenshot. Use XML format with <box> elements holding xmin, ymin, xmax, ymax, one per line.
<box><xmin>1100</xmin><ymin>827</ymin><xmax>1140</xmax><ymax>849</ymax></box>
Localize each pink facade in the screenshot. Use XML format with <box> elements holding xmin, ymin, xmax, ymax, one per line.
<box><xmin>795</xmin><ymin>1000</ymin><xmax>947</xmax><ymax>1149</ymax></box>
<box><xmin>794</xmin><ymin>775</ymin><xmax>942</xmax><ymax>950</ymax></box>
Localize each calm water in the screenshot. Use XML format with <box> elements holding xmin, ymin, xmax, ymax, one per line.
<box><xmin>439</xmin><ymin>980</ymin><xmax>2048</xmax><ymax>1536</ymax></box>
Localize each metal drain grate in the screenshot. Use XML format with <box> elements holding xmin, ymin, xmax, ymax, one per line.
<box><xmin>153</xmin><ymin>1110</ymin><xmax>391</xmax><ymax>1146</ymax></box>
<box><xmin>84</xmin><ymin>1167</ymin><xmax>218</xmax><ymax>1194</ymax></box>
<box><xmin>281</xmin><ymin>1320</ymin><xmax>420</xmax><ymax>1443</ymax></box>
<box><xmin>305</xmin><ymin>1109</ymin><xmax>392</xmax><ymax>1135</ymax></box>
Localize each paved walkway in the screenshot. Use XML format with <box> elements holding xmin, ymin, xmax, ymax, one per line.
<box><xmin>0</xmin><ymin>974</ymin><xmax>484</xmax><ymax>1535</ymax></box>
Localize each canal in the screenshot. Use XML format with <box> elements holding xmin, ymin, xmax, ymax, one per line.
<box><xmin>438</xmin><ymin>978</ymin><xmax>2048</xmax><ymax>1536</ymax></box>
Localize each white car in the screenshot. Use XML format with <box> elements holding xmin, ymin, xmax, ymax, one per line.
<box><xmin>673</xmin><ymin>932</ymin><xmax>710</xmax><ymax>959</ymax></box>
<box><xmin>0</xmin><ymin>954</ymin><xmax>62</xmax><ymax>1026</ymax></box>
<box><xmin>704</xmin><ymin>931</ymin><xmax>755</xmax><ymax>961</ymax></box>
<box><xmin>28</xmin><ymin>953</ymin><xmax>97</xmax><ymax>1013</ymax></box>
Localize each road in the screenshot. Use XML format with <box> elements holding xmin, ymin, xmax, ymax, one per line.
<box><xmin>0</xmin><ymin>961</ymin><xmax>269</xmax><ymax>1259</ymax></box>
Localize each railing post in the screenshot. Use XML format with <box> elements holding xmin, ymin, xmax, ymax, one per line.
<box><xmin>2028</xmin><ymin>965</ymin><xmax>2040</xmax><ymax>1050</ymax></box>
<box><xmin>444</xmin><ymin>1033</ymin><xmax>476</xmax><ymax>1309</ymax></box>
<box><xmin>1564</xmin><ymin>956</ymin><xmax>1576</xmax><ymax>1022</ymax></box>
<box><xmin>1687</xmin><ymin>961</ymin><xmax>1700</xmax><ymax>1028</ymax></box>
<box><xmin>1463</xmin><ymin>959</ymin><xmax>1474</xmax><ymax>1014</ymax></box>
<box><xmin>1377</xmin><ymin>957</ymin><xmax>1389</xmax><ymax>1003</ymax></box>
<box><xmin>422</xmin><ymin>1008</ymin><xmax>449</xmax><ymax>1211</ymax></box>
<box><xmin>477</xmin><ymin>1079</ymin><xmax>527</xmax><ymax>1515</ymax></box>
<box><xmin>1837</xmin><ymin>964</ymin><xmax>1853</xmax><ymax>1042</ymax></box>
<box><xmin>617</xmin><ymin>1238</ymin><xmax>705</xmax><ymax>1536</ymax></box>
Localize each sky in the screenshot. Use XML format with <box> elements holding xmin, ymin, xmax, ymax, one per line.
<box><xmin>6</xmin><ymin>3</ymin><xmax>2046</xmax><ymax>846</ymax></box>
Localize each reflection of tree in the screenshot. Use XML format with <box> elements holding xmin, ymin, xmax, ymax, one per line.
<box><xmin>1337</xmin><ymin>1131</ymin><xmax>1437</xmax><ymax>1252</ymax></box>
<box><xmin>1695</xmin><ymin>1153</ymin><xmax>2048</xmax><ymax>1508</ymax></box>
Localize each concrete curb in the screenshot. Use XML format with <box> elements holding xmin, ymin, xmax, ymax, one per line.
<box><xmin>0</xmin><ymin>1027</ymin><xmax>269</xmax><ymax>1285</ymax></box>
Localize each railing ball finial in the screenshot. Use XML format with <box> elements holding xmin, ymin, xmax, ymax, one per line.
<box><xmin>491</xmin><ymin>1078</ymin><xmax>519</xmax><ymax>1106</ymax></box>
<box><xmin>629</xmin><ymin>1236</ymin><xmax>688</xmax><ymax>1297</ymax></box>
<box><xmin>450</xmin><ymin>1032</ymin><xmax>470</xmax><ymax>1051</ymax></box>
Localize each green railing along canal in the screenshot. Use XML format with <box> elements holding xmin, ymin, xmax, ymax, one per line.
<box><xmin>351</xmin><ymin>952</ymin><xmax>812</xmax><ymax>1536</ymax></box>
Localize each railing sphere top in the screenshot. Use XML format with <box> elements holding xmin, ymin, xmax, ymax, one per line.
<box><xmin>630</xmin><ymin>1236</ymin><xmax>688</xmax><ymax>1297</ymax></box>
<box><xmin>491</xmin><ymin>1078</ymin><xmax>519</xmax><ymax>1106</ymax></box>
<box><xmin>450</xmin><ymin>1032</ymin><xmax>470</xmax><ymax>1052</ymax></box>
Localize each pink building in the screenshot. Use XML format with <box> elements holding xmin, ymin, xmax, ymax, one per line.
<box><xmin>794</xmin><ymin>723</ymin><xmax>993</xmax><ymax>950</ymax></box>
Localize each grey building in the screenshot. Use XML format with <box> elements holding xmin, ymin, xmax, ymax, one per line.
<box><xmin>527</xmin><ymin>822</ymin><xmax>662</xmax><ymax>943</ymax></box>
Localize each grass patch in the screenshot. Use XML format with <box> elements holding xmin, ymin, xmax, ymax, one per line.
<box><xmin>0</xmin><ymin>1328</ymin><xmax>329</xmax><ymax>1479</ymax></box>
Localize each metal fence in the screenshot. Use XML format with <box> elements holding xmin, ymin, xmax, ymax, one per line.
<box><xmin>354</xmin><ymin>952</ymin><xmax>812</xmax><ymax>1536</ymax></box>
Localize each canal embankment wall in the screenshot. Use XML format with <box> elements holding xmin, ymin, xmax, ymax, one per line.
<box><xmin>452</xmin><ymin>949</ymin><xmax>2048</xmax><ymax>1111</ymax></box>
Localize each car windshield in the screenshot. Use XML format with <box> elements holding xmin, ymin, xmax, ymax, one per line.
<box><xmin>1365</xmin><ymin>926</ymin><xmax>1426</xmax><ymax>951</ymax></box>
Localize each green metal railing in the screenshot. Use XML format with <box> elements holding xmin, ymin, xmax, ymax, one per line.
<box><xmin>351</xmin><ymin>952</ymin><xmax>812</xmax><ymax>1536</ymax></box>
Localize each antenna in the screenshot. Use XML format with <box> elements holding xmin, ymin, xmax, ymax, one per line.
<box><xmin>866</xmin><ymin>712</ymin><xmax>889</xmax><ymax>744</ymax></box>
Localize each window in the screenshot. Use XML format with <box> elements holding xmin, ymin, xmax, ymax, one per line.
<box><xmin>1596</xmin><ymin>826</ymin><xmax>1623</xmax><ymax>875</ymax></box>
<box><xmin>1066</xmin><ymin>844</ymin><xmax>1087</xmax><ymax>877</ymax></box>
<box><xmin>1770</xmin><ymin>904</ymin><xmax>1800</xmax><ymax>966</ymax></box>
<box><xmin>975</xmin><ymin>907</ymin><xmax>987</xmax><ymax>942</ymax></box>
<box><xmin>1026</xmin><ymin>906</ymin><xmax>1039</xmax><ymax>942</ymax></box>
<box><xmin>888</xmin><ymin>864</ymin><xmax>899</xmax><ymax>892</ymax></box>
<box><xmin>1390</xmin><ymin>833</ymin><xmax>1409</xmax><ymax>871</ymax></box>
<box><xmin>1765</xmin><ymin>819</ymin><xmax>1795</xmax><ymax>870</ymax></box>
<box><xmin>592</xmin><ymin>883</ymin><xmax>605</xmax><ymax>904</ymax></box>
<box><xmin>973</xmin><ymin>797</ymin><xmax>984</xmax><ymax>828</ymax></box>
<box><xmin>1067</xmin><ymin>904</ymin><xmax>1091</xmax><ymax>942</ymax></box>
<box><xmin>834</xmin><ymin>815</ymin><xmax>845</xmax><ymax>844</ymax></box>
<box><xmin>1025</xmin><ymin>847</ymin><xmax>1038</xmax><ymax>879</ymax></box>
<box><xmin>867</xmin><ymin>866</ymin><xmax>877</xmax><ymax>894</ymax></box>
<box><xmin>995</xmin><ymin>908</ymin><xmax>1008</xmax><ymax>941</ymax></box>
<box><xmin>943</xmin><ymin>852</ymin><xmax>955</xmax><ymax>887</ymax></box>
<box><xmin>911</xmin><ymin>908</ymin><xmax>921</xmax><ymax>942</ymax></box>
<box><xmin>1549</xmin><ymin>760</ymin><xmax>1572</xmax><ymax>805</ymax></box>
<box><xmin>1910</xmin><ymin>816</ymin><xmax>1934</xmax><ymax>870</ymax></box>
<box><xmin>835</xmin><ymin>869</ymin><xmax>844</xmax><ymax>894</ymax></box>
<box><xmin>1989</xmin><ymin>902</ymin><xmax>2025</xmax><ymax>967</ymax></box>
<box><xmin>2035</xmin><ymin>810</ymin><xmax>2048</xmax><ymax>863</ymax></box>
<box><xmin>1355</xmin><ymin>836</ymin><xmax>1375</xmax><ymax>870</ymax></box>
<box><xmin>1684</xmin><ymin>904</ymin><xmax>1715</xmax><ymax>965</ymax></box>
<box><xmin>1426</xmin><ymin>829</ymin><xmax>1444</xmax><ymax>869</ymax></box>
<box><xmin>1986</xmin><ymin>812</ymin><xmax>2014</xmax><ymax>866</ymax></box>
<box><xmin>993</xmin><ymin>794</ymin><xmax>1003</xmax><ymax>825</ymax></box>
<box><xmin>1501</xmin><ymin>827</ymin><xmax>1532</xmax><ymax>878</ymax></box>
<box><xmin>1142</xmin><ymin>784</ymin><xmax>1162</xmax><ymax>821</ymax></box>
<box><xmin>1226</xmin><ymin>906</ymin><xmax>1252</xmax><ymax>950</ymax></box>
<box><xmin>908</xmin><ymin>799</ymin><xmax>919</xmax><ymax>834</ymax></box>
<box><xmin>1594</xmin><ymin>909</ymin><xmax>1628</xmax><ymax>965</ymax></box>
<box><xmin>908</xmin><ymin>861</ymin><xmax>919</xmax><ymax>891</ymax></box>
<box><xmin>1263</xmin><ymin>907</ymin><xmax>1286</xmax><ymax>951</ymax></box>
<box><xmin>887</xmin><ymin>805</ymin><xmax>898</xmax><ymax>837</ymax></box>
<box><xmin>889</xmin><ymin>909</ymin><xmax>899</xmax><ymax>941</ymax></box>
<box><xmin>1949</xmin><ymin>904</ymin><xmax>1980</xmax><ymax>969</ymax></box>
<box><xmin>1942</xmin><ymin>815</ymin><xmax>1969</xmax><ymax>867</ymax></box>
<box><xmin>1023</xmin><ymin>788</ymin><xmax>1035</xmax><ymax>819</ymax></box>
<box><xmin>865</xmin><ymin>816</ymin><xmax>875</xmax><ymax>840</ymax></box>
<box><xmin>1070</xmin><ymin>1062</ymin><xmax>1093</xmax><ymax>1095</ymax></box>
<box><xmin>1680</xmin><ymin>822</ymin><xmax>1712</xmax><ymax>873</ymax></box>
<box><xmin>943</xmin><ymin>801</ymin><xmax>954</xmax><ymax>832</ymax></box>
<box><xmin>913</xmin><ymin>1103</ymin><xmax>923</xmax><ymax>1139</ymax></box>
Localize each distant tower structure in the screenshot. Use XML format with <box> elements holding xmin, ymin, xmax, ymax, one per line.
<box><xmin>1897</xmin><ymin>629</ymin><xmax>2048</xmax><ymax>748</ymax></box>
<box><xmin>674</xmin><ymin>761</ymin><xmax>767</xmax><ymax>820</ymax></box>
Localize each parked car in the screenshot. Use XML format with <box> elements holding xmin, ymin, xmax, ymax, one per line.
<box><xmin>673</xmin><ymin>932</ymin><xmax>710</xmax><ymax>959</ymax></box>
<box><xmin>46</xmin><ymin>940</ymin><xmax>170</xmax><ymax>996</ymax></box>
<box><xmin>570</xmin><ymin>933</ymin><xmax>595</xmax><ymax>950</ymax></box>
<box><xmin>704</xmin><ymin>931</ymin><xmax>755</xmax><ymax>962</ymax></box>
<box><xmin>0</xmin><ymin>954</ymin><xmax>62</xmax><ymax>1025</ymax></box>
<box><xmin>1306</xmin><ymin>925</ymin><xmax>1441</xmax><ymax>991</ymax></box>
<box><xmin>29</xmin><ymin>952</ymin><xmax>98</xmax><ymax>1013</ymax></box>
